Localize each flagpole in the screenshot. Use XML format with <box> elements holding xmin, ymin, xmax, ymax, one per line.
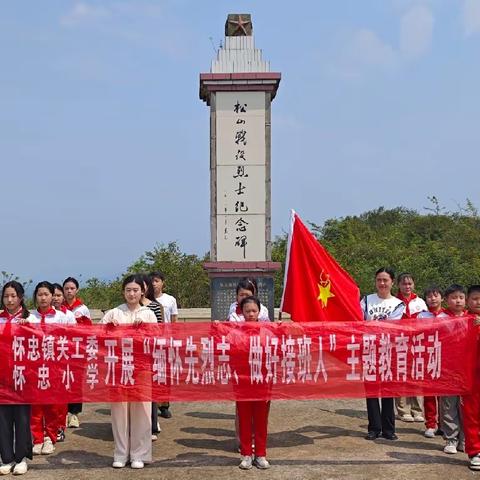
<box><xmin>279</xmin><ymin>209</ymin><xmax>296</xmax><ymax>320</ymax></box>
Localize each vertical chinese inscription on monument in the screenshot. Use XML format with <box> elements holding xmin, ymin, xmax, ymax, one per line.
<box><xmin>216</xmin><ymin>91</ymin><xmax>266</xmax><ymax>261</ymax></box>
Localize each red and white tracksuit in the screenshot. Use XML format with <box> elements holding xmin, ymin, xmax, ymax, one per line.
<box><xmin>396</xmin><ymin>294</ymin><xmax>428</xmax><ymax>418</ymax></box>
<box><xmin>236</xmin><ymin>401</ymin><xmax>270</xmax><ymax>457</ymax></box>
<box><xmin>417</xmin><ymin>307</ymin><xmax>445</xmax><ymax>430</ymax></box>
<box><xmin>462</xmin><ymin>321</ymin><xmax>480</xmax><ymax>457</ymax></box>
<box><xmin>438</xmin><ymin>309</ymin><xmax>468</xmax><ymax>442</ymax></box>
<box><xmin>63</xmin><ymin>298</ymin><xmax>92</xmax><ymax>325</ymax></box>
<box><xmin>29</xmin><ymin>308</ymin><xmax>75</xmax><ymax>445</ymax></box>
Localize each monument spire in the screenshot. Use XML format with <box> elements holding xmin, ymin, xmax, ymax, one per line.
<box><xmin>200</xmin><ymin>14</ymin><xmax>281</xmax><ymax>320</ymax></box>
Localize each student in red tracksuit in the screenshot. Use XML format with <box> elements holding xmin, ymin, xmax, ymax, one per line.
<box><xmin>63</xmin><ymin>276</ymin><xmax>92</xmax><ymax>428</ymax></box>
<box><xmin>418</xmin><ymin>285</ymin><xmax>445</xmax><ymax>438</ymax></box>
<box><xmin>461</xmin><ymin>285</ymin><xmax>480</xmax><ymax>470</ymax></box>
<box><xmin>438</xmin><ymin>284</ymin><xmax>468</xmax><ymax>455</ymax></box>
<box><xmin>236</xmin><ymin>296</ymin><xmax>271</xmax><ymax>470</ymax></box>
<box><xmin>30</xmin><ymin>281</ymin><xmax>75</xmax><ymax>456</ymax></box>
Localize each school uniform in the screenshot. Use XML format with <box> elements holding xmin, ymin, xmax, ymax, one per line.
<box><xmin>418</xmin><ymin>308</ymin><xmax>444</xmax><ymax>431</ymax></box>
<box><xmin>230</xmin><ymin>313</ymin><xmax>272</xmax><ymax>458</ymax></box>
<box><xmin>64</xmin><ymin>298</ymin><xmax>92</xmax><ymax>325</ymax></box>
<box><xmin>55</xmin><ymin>306</ymin><xmax>76</xmax><ymax>432</ymax></box>
<box><xmin>395</xmin><ymin>294</ymin><xmax>428</xmax><ymax>420</ymax></box>
<box><xmin>360</xmin><ymin>294</ymin><xmax>405</xmax><ymax>437</ymax></box>
<box><xmin>462</xmin><ymin>320</ymin><xmax>480</xmax><ymax>458</ymax></box>
<box><xmin>438</xmin><ymin>309</ymin><xmax>466</xmax><ymax>444</ymax></box>
<box><xmin>0</xmin><ymin>309</ymin><xmax>35</xmax><ymax>464</ymax></box>
<box><xmin>63</xmin><ymin>299</ymin><xmax>91</xmax><ymax>417</ymax></box>
<box><xmin>228</xmin><ymin>301</ymin><xmax>270</xmax><ymax>322</ymax></box>
<box><xmin>101</xmin><ymin>304</ymin><xmax>157</xmax><ymax>464</ymax></box>
<box><xmin>29</xmin><ymin>308</ymin><xmax>75</xmax><ymax>445</ymax></box>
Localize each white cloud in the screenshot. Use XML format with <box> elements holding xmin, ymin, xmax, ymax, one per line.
<box><xmin>399</xmin><ymin>4</ymin><xmax>434</xmax><ymax>59</ymax></box>
<box><xmin>325</xmin><ymin>2</ymin><xmax>437</xmax><ymax>80</ymax></box>
<box><xmin>325</xmin><ymin>28</ymin><xmax>398</xmax><ymax>80</ymax></box>
<box><xmin>59</xmin><ymin>2</ymin><xmax>187</xmax><ymax>58</ymax></box>
<box><xmin>462</xmin><ymin>0</ymin><xmax>480</xmax><ymax>36</ymax></box>
<box><xmin>348</xmin><ymin>29</ymin><xmax>397</xmax><ymax>67</ymax></box>
<box><xmin>60</xmin><ymin>3</ymin><xmax>111</xmax><ymax>27</ymax></box>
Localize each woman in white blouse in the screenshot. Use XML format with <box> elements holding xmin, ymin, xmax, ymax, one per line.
<box><xmin>102</xmin><ymin>274</ymin><xmax>157</xmax><ymax>469</ymax></box>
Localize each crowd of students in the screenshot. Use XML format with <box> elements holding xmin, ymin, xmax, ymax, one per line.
<box><xmin>361</xmin><ymin>268</ymin><xmax>480</xmax><ymax>471</ymax></box>
<box><xmin>1</xmin><ymin>270</ymin><xmax>480</xmax><ymax>473</ymax></box>
<box><xmin>0</xmin><ymin>272</ymin><xmax>179</xmax><ymax>475</ymax></box>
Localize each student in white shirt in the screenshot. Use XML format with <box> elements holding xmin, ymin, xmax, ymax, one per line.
<box><xmin>150</xmin><ymin>271</ymin><xmax>177</xmax><ymax>419</ymax></box>
<box><xmin>228</xmin><ymin>278</ymin><xmax>269</xmax><ymax>322</ymax></box>
<box><xmin>102</xmin><ymin>274</ymin><xmax>157</xmax><ymax>470</ymax></box>
<box><xmin>0</xmin><ymin>281</ymin><xmax>35</xmax><ymax>475</ymax></box>
<box><xmin>150</xmin><ymin>271</ymin><xmax>178</xmax><ymax>323</ymax></box>
<box><xmin>361</xmin><ymin>268</ymin><xmax>405</xmax><ymax>442</ymax></box>
<box><xmin>395</xmin><ymin>273</ymin><xmax>428</xmax><ymax>424</ymax></box>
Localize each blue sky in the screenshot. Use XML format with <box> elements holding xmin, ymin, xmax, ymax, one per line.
<box><xmin>1</xmin><ymin>0</ymin><xmax>479</xmax><ymax>283</ymax></box>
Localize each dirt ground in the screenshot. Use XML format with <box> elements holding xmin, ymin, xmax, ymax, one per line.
<box><xmin>25</xmin><ymin>399</ymin><xmax>477</xmax><ymax>480</ymax></box>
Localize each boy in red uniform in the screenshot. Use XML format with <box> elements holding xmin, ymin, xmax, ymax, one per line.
<box><xmin>439</xmin><ymin>284</ymin><xmax>468</xmax><ymax>454</ymax></box>
<box><xmin>461</xmin><ymin>285</ymin><xmax>480</xmax><ymax>470</ymax></box>
<box><xmin>418</xmin><ymin>286</ymin><xmax>444</xmax><ymax>437</ymax></box>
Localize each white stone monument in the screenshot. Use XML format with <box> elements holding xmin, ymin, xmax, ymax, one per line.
<box><xmin>200</xmin><ymin>14</ymin><xmax>281</xmax><ymax>320</ymax></box>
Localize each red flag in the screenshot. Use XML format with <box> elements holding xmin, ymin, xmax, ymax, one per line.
<box><xmin>280</xmin><ymin>210</ymin><xmax>363</xmax><ymax>322</ymax></box>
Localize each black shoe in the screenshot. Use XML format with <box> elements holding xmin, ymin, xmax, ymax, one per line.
<box><xmin>365</xmin><ymin>431</ymin><xmax>380</xmax><ymax>440</ymax></box>
<box><xmin>159</xmin><ymin>407</ymin><xmax>172</xmax><ymax>419</ymax></box>
<box><xmin>436</xmin><ymin>429</ymin><xmax>444</xmax><ymax>436</ymax></box>
<box><xmin>381</xmin><ymin>432</ymin><xmax>398</xmax><ymax>441</ymax></box>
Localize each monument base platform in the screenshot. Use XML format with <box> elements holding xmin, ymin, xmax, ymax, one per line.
<box><xmin>204</xmin><ymin>261</ymin><xmax>282</xmax><ymax>321</ymax></box>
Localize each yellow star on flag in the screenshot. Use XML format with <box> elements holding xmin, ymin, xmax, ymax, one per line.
<box><xmin>317</xmin><ymin>279</ymin><xmax>335</xmax><ymax>308</ymax></box>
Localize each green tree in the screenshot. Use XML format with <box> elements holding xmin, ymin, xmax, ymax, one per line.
<box><xmin>127</xmin><ymin>242</ymin><xmax>210</xmax><ymax>308</ymax></box>
<box><xmin>81</xmin><ymin>242</ymin><xmax>210</xmax><ymax>309</ymax></box>
<box><xmin>80</xmin><ymin>200</ymin><xmax>480</xmax><ymax>309</ymax></box>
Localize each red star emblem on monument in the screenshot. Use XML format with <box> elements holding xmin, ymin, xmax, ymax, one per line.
<box><xmin>228</xmin><ymin>14</ymin><xmax>252</xmax><ymax>36</ymax></box>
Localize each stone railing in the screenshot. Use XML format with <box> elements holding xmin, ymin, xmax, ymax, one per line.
<box><xmin>90</xmin><ymin>308</ymin><xmax>290</xmax><ymax>323</ymax></box>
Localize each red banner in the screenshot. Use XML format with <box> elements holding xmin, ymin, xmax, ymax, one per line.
<box><xmin>0</xmin><ymin>317</ymin><xmax>477</xmax><ymax>404</ymax></box>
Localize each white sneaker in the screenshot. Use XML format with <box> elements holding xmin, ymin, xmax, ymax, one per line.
<box><xmin>414</xmin><ymin>415</ymin><xmax>425</xmax><ymax>422</ymax></box>
<box><xmin>32</xmin><ymin>444</ymin><xmax>43</xmax><ymax>456</ymax></box>
<box><xmin>130</xmin><ymin>460</ymin><xmax>144</xmax><ymax>469</ymax></box>
<box><xmin>12</xmin><ymin>459</ymin><xmax>28</xmax><ymax>475</ymax></box>
<box><xmin>239</xmin><ymin>455</ymin><xmax>253</xmax><ymax>470</ymax></box>
<box><xmin>151</xmin><ymin>434</ymin><xmax>158</xmax><ymax>441</ymax></box>
<box><xmin>254</xmin><ymin>456</ymin><xmax>270</xmax><ymax>469</ymax></box>
<box><xmin>68</xmin><ymin>414</ymin><xmax>80</xmax><ymax>428</ymax></box>
<box><xmin>399</xmin><ymin>414</ymin><xmax>415</xmax><ymax>422</ymax></box>
<box><xmin>112</xmin><ymin>461</ymin><xmax>126</xmax><ymax>469</ymax></box>
<box><xmin>470</xmin><ymin>454</ymin><xmax>480</xmax><ymax>470</ymax></box>
<box><xmin>424</xmin><ymin>428</ymin><xmax>436</xmax><ymax>438</ymax></box>
<box><xmin>157</xmin><ymin>421</ymin><xmax>161</xmax><ymax>432</ymax></box>
<box><xmin>41</xmin><ymin>438</ymin><xmax>55</xmax><ymax>455</ymax></box>
<box><xmin>0</xmin><ymin>463</ymin><xmax>15</xmax><ymax>475</ymax></box>
<box><xmin>444</xmin><ymin>439</ymin><xmax>458</xmax><ymax>454</ymax></box>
